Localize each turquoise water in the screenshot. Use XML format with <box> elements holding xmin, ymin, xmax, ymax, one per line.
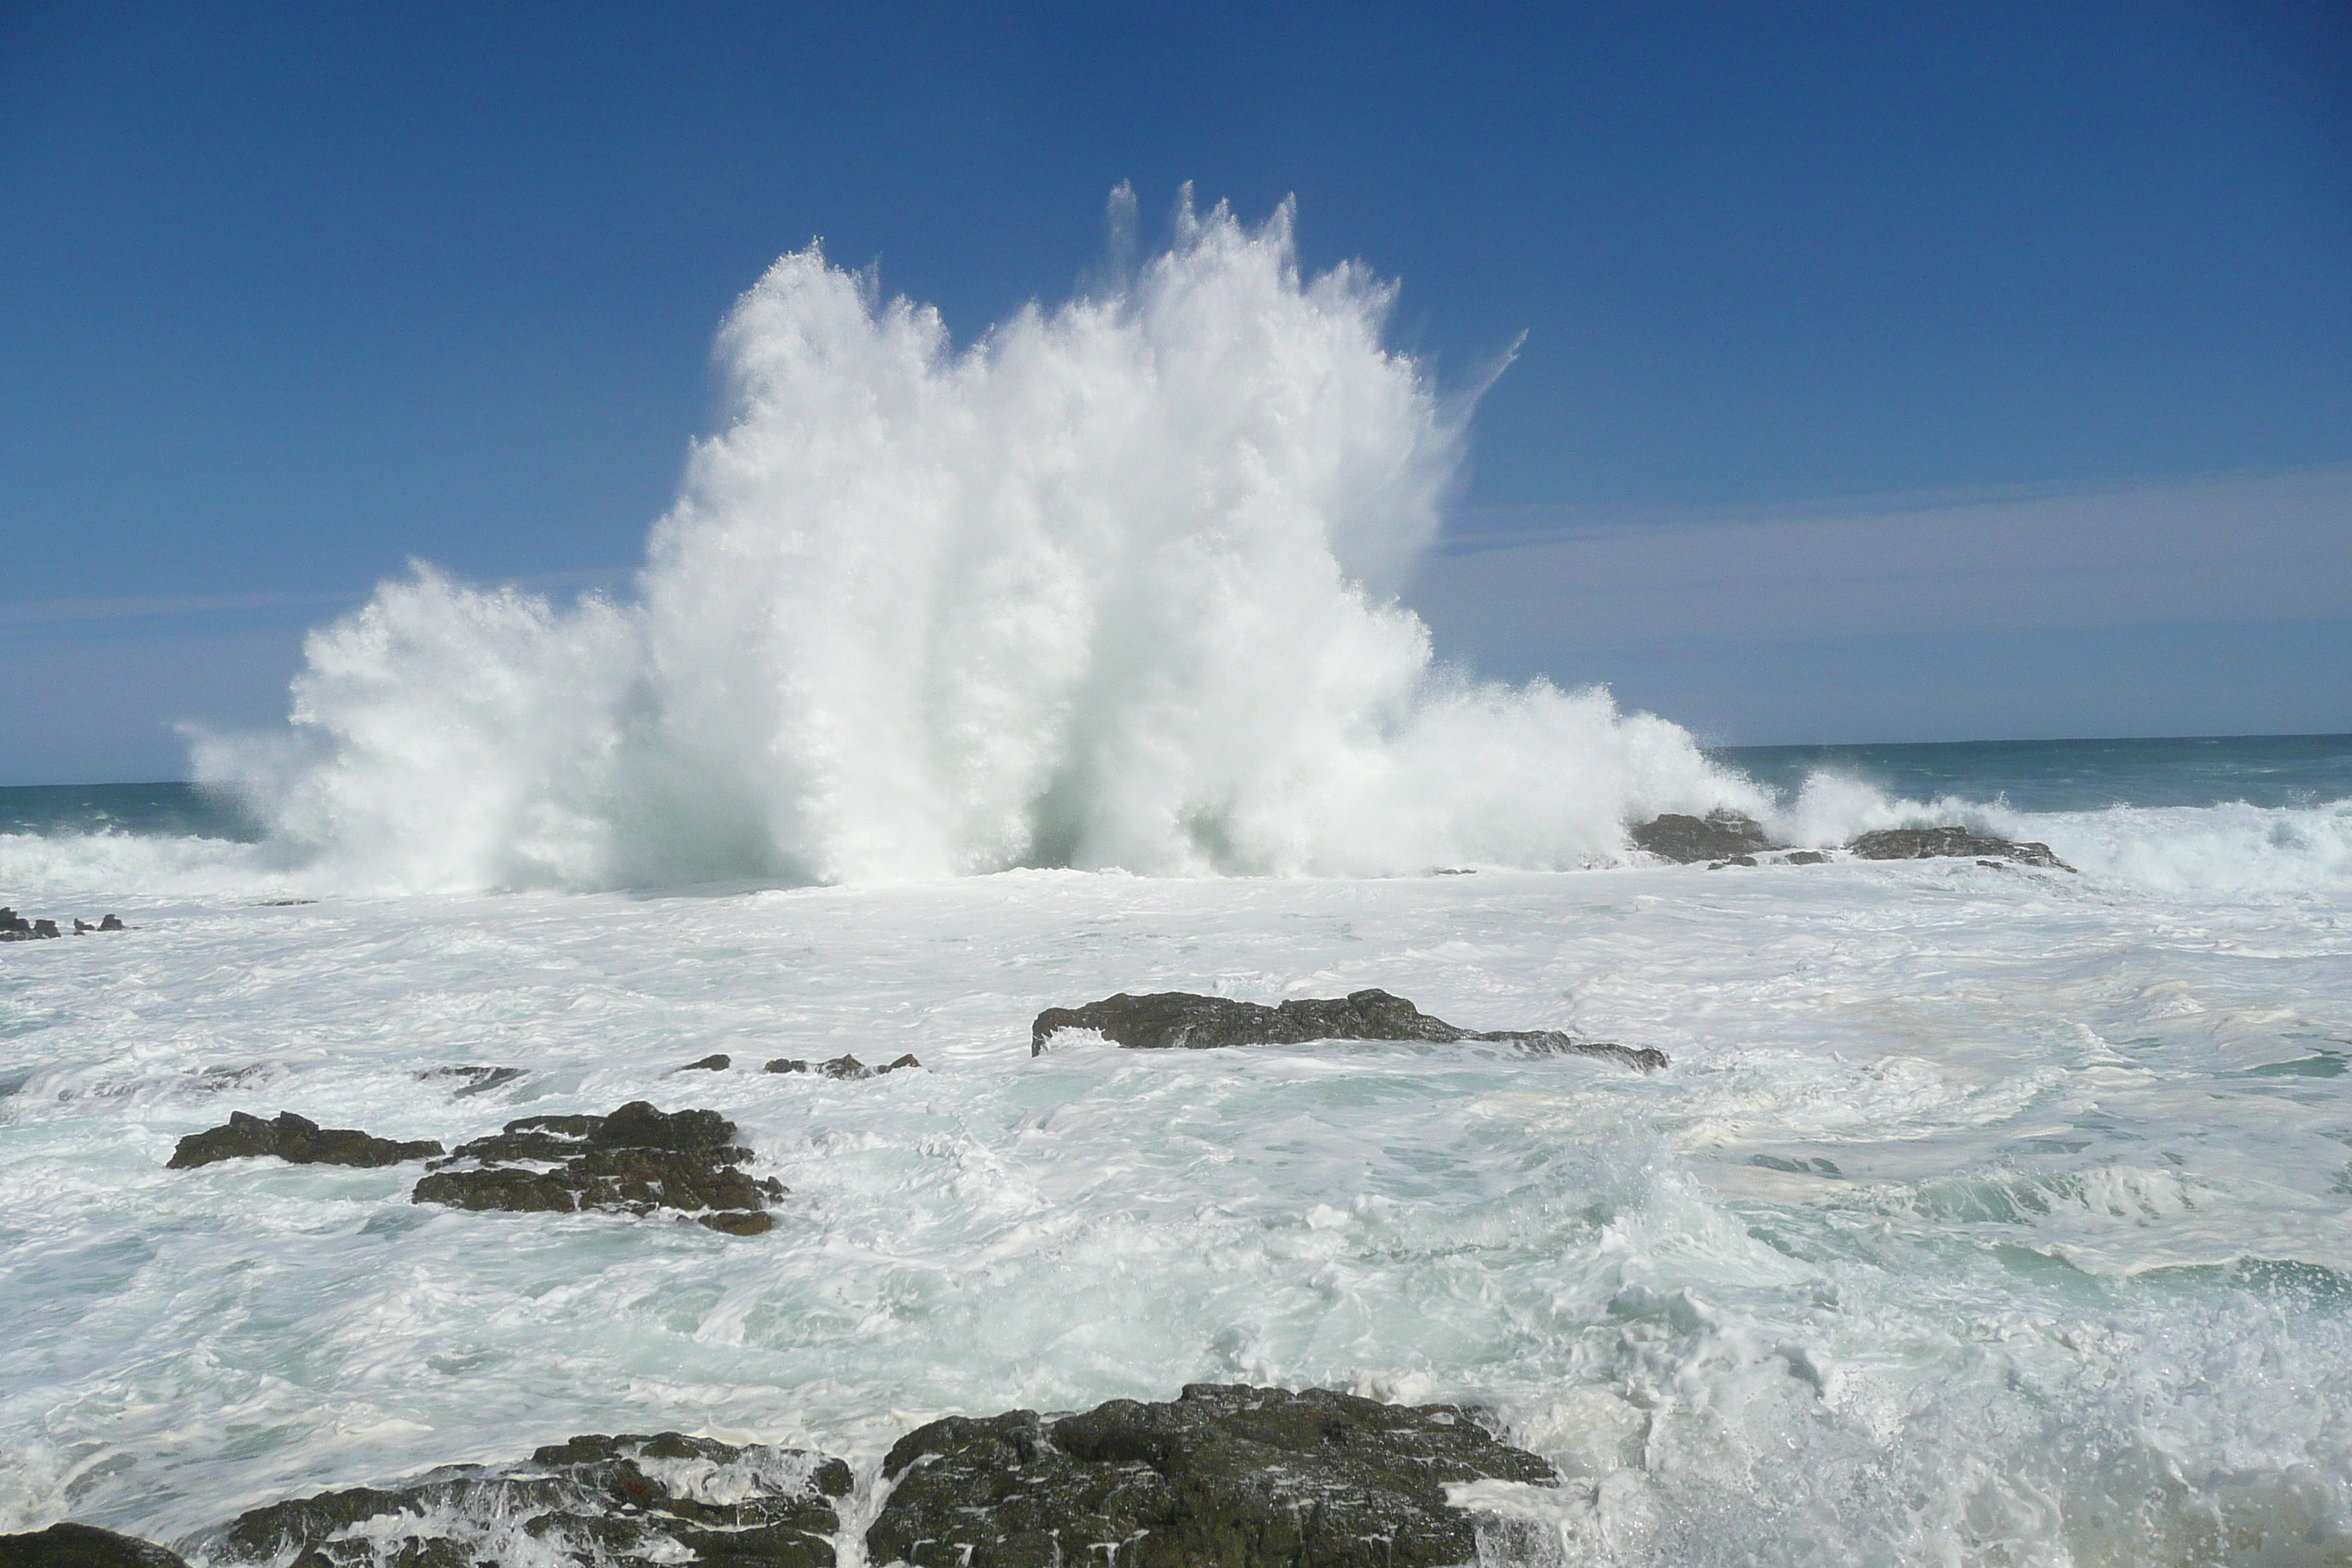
<box><xmin>1716</xmin><ymin>732</ymin><xmax>2352</xmax><ymax>813</ymax></box>
<box><xmin>0</xmin><ymin>782</ymin><xmax>262</xmax><ymax>843</ymax></box>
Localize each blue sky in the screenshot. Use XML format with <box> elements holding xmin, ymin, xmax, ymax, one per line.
<box><xmin>3</xmin><ymin>1</ymin><xmax>2348</xmax><ymax>782</ymax></box>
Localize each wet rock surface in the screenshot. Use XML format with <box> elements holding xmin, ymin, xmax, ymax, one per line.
<box><xmin>208</xmin><ymin>1431</ymin><xmax>851</xmax><ymax>1568</ymax></box>
<box><xmin>764</xmin><ymin>1053</ymin><xmax>921</xmax><ymax>1079</ymax></box>
<box><xmin>166</xmin><ymin>1112</ymin><xmax>443</xmax><ymax>1170</ymax></box>
<box><xmin>867</xmin><ymin>1383</ymin><xmax>1558</xmax><ymax>1568</ymax></box>
<box><xmin>679</xmin><ymin>1053</ymin><xmax>732</xmax><ymax>1071</ymax></box>
<box><xmin>415</xmin><ymin>1065</ymin><xmax>526</xmax><ymax>1098</ymax></box>
<box><xmin>0</xmin><ymin>1523</ymin><xmax>189</xmax><ymax>1568</ymax></box>
<box><xmin>1033</xmin><ymin>987</ymin><xmax>1666</xmax><ymax>1071</ymax></box>
<box><xmin>1848</xmin><ymin>826</ymin><xmax>2072</xmax><ymax>870</ymax></box>
<box><xmin>410</xmin><ymin>1101</ymin><xmax>784</xmax><ymax>1233</ymax></box>
<box><xmin>1629</xmin><ymin>811</ymin><xmax>1778</xmax><ymax>863</ymax></box>
<box><xmin>2</xmin><ymin>908</ymin><xmax>123</xmax><ymax>941</ymax></box>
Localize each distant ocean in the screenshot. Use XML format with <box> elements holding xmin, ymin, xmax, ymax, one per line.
<box><xmin>6</xmin><ymin>729</ymin><xmax>2350</xmax><ymax>846</ymax></box>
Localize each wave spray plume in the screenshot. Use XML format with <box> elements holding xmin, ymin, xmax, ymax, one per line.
<box><xmin>199</xmin><ymin>192</ymin><xmax>1759</xmax><ymax>891</ymax></box>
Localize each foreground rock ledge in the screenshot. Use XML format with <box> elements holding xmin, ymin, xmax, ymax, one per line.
<box><xmin>3</xmin><ymin>1390</ymin><xmax>1560</xmax><ymax>1568</ymax></box>
<box><xmin>412</xmin><ymin>1101</ymin><xmax>784</xmax><ymax>1235</ymax></box>
<box><xmin>209</xmin><ymin>1431</ymin><xmax>850</xmax><ymax>1568</ymax></box>
<box><xmin>872</xmin><ymin>1383</ymin><xmax>1558</xmax><ymax>1568</ymax></box>
<box><xmin>1033</xmin><ymin>987</ymin><xmax>1667</xmax><ymax>1072</ymax></box>
<box><xmin>167</xmin><ymin>1111</ymin><xmax>442</xmax><ymax>1170</ymax></box>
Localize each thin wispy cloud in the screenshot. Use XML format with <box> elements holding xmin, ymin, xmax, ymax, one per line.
<box><xmin>1411</xmin><ymin>466</ymin><xmax>2352</xmax><ymax>657</ymax></box>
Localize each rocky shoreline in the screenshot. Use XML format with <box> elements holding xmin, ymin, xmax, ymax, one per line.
<box><xmin>1629</xmin><ymin>811</ymin><xmax>2072</xmax><ymax>870</ymax></box>
<box><xmin>0</xmin><ymin>1387</ymin><xmax>1561</xmax><ymax>1568</ymax></box>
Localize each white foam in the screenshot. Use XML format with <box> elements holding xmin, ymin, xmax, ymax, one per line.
<box><xmin>4</xmin><ymin>865</ymin><xmax>2348</xmax><ymax>1564</ymax></box>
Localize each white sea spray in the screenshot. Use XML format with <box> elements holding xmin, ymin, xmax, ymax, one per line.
<box><xmin>186</xmin><ymin>195</ymin><xmax>1757</xmax><ymax>894</ymax></box>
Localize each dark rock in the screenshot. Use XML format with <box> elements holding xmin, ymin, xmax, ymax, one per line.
<box><xmin>0</xmin><ymin>1522</ymin><xmax>190</xmax><ymax>1568</ymax></box>
<box><xmin>1629</xmin><ymin>810</ymin><xmax>1778</xmax><ymax>864</ymax></box>
<box><xmin>416</xmin><ymin>1065</ymin><xmax>527</xmax><ymax>1098</ymax></box>
<box><xmin>1847</xmin><ymin>826</ymin><xmax>2073</xmax><ymax>870</ymax></box>
<box><xmin>1032</xmin><ymin>988</ymin><xmax>1666</xmax><ymax>1072</ymax></box>
<box><xmin>1784</xmin><ymin>850</ymin><xmax>1829</xmax><ymax>865</ymax></box>
<box><xmin>1706</xmin><ymin>855</ymin><xmax>1758</xmax><ymax>870</ymax></box>
<box><xmin>2</xmin><ymin>908</ymin><xmax>62</xmax><ymax>941</ymax></box>
<box><xmin>766</xmin><ymin>1054</ymin><xmax>919</xmax><ymax>1077</ymax></box>
<box><xmin>73</xmin><ymin>919</ymin><xmax>94</xmax><ymax>935</ymax></box>
<box><xmin>679</xmin><ymin>1054</ymin><xmax>731</xmax><ymax>1071</ymax></box>
<box><xmin>167</xmin><ymin>1111</ymin><xmax>443</xmax><ymax>1170</ymax></box>
<box><xmin>208</xmin><ymin>1432</ymin><xmax>851</xmax><ymax>1568</ymax></box>
<box><xmin>867</xmin><ymin>1383</ymin><xmax>1558</xmax><ymax>1568</ymax></box>
<box><xmin>98</xmin><ymin>914</ymin><xmax>125</xmax><ymax>931</ymax></box>
<box><xmin>412</xmin><ymin>1102</ymin><xmax>783</xmax><ymax>1234</ymax></box>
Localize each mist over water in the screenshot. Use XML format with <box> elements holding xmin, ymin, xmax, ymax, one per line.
<box><xmin>191</xmin><ymin>195</ymin><xmax>1756</xmax><ymax>893</ymax></box>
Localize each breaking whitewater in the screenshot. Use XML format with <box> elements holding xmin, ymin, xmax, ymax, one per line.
<box><xmin>5</xmin><ymin>199</ymin><xmax>2351</xmax><ymax>1567</ymax></box>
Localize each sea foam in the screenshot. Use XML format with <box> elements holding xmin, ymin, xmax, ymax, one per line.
<box><xmin>191</xmin><ymin>194</ymin><xmax>1758</xmax><ymax>894</ymax></box>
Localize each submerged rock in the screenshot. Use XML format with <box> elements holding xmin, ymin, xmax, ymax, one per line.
<box><xmin>1847</xmin><ymin>826</ymin><xmax>2072</xmax><ymax>870</ymax></box>
<box><xmin>1784</xmin><ymin>850</ymin><xmax>1829</xmax><ymax>865</ymax></box>
<box><xmin>679</xmin><ymin>1053</ymin><xmax>732</xmax><ymax>1071</ymax></box>
<box><xmin>0</xmin><ymin>1523</ymin><xmax>189</xmax><ymax>1568</ymax></box>
<box><xmin>208</xmin><ymin>1431</ymin><xmax>851</xmax><ymax>1568</ymax></box>
<box><xmin>411</xmin><ymin>1101</ymin><xmax>784</xmax><ymax>1234</ymax></box>
<box><xmin>1629</xmin><ymin>811</ymin><xmax>1777</xmax><ymax>864</ymax></box>
<box><xmin>415</xmin><ymin>1065</ymin><xmax>527</xmax><ymax>1098</ymax></box>
<box><xmin>1032</xmin><ymin>988</ymin><xmax>1666</xmax><ymax>1071</ymax></box>
<box><xmin>167</xmin><ymin>1112</ymin><xmax>443</xmax><ymax>1170</ymax></box>
<box><xmin>867</xmin><ymin>1383</ymin><xmax>1558</xmax><ymax>1568</ymax></box>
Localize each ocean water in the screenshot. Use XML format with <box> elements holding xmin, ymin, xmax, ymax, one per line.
<box><xmin>6</xmin><ymin>197</ymin><xmax>2352</xmax><ymax>1565</ymax></box>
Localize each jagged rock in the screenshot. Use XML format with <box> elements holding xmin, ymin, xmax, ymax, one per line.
<box><xmin>1</xmin><ymin>908</ymin><xmax>62</xmax><ymax>941</ymax></box>
<box><xmin>1032</xmin><ymin>988</ymin><xmax>1665</xmax><ymax>1071</ymax></box>
<box><xmin>867</xmin><ymin>1383</ymin><xmax>1558</xmax><ymax>1568</ymax></box>
<box><xmin>0</xmin><ymin>1522</ymin><xmax>189</xmax><ymax>1568</ymax></box>
<box><xmin>415</xmin><ymin>1065</ymin><xmax>526</xmax><ymax>1098</ymax></box>
<box><xmin>1847</xmin><ymin>826</ymin><xmax>2072</xmax><ymax>870</ymax></box>
<box><xmin>167</xmin><ymin>1112</ymin><xmax>443</xmax><ymax>1170</ymax></box>
<box><xmin>679</xmin><ymin>1054</ymin><xmax>731</xmax><ymax>1071</ymax></box>
<box><xmin>1629</xmin><ymin>811</ymin><xmax>1778</xmax><ymax>864</ymax></box>
<box><xmin>412</xmin><ymin>1101</ymin><xmax>784</xmax><ymax>1234</ymax></box>
<box><xmin>764</xmin><ymin>1054</ymin><xmax>921</xmax><ymax>1077</ymax></box>
<box><xmin>99</xmin><ymin>914</ymin><xmax>125</xmax><ymax>931</ymax></box>
<box><xmin>206</xmin><ymin>1432</ymin><xmax>851</xmax><ymax>1568</ymax></box>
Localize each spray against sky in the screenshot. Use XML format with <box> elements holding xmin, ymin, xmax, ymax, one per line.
<box><xmin>197</xmin><ymin>195</ymin><xmax>1754</xmax><ymax>891</ymax></box>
